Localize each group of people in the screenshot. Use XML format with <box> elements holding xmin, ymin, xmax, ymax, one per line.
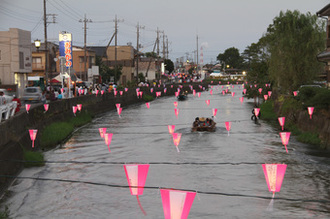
<box><xmin>193</xmin><ymin>117</ymin><xmax>215</xmax><ymax>127</ymax></box>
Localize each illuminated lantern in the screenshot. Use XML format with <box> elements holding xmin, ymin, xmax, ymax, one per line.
<box><xmin>307</xmin><ymin>107</ymin><xmax>314</xmax><ymax>119</ymax></box>
<box><xmin>114</xmin><ymin>88</ymin><xmax>117</xmax><ymax>92</ymax></box>
<box><xmin>175</xmin><ymin>92</ymin><xmax>179</xmax><ymax>97</ymax></box>
<box><xmin>77</xmin><ymin>104</ymin><xmax>82</xmax><ymax>112</ymax></box>
<box><xmin>139</xmin><ymin>91</ymin><xmax>143</xmax><ymax>97</ymax></box>
<box><xmin>258</xmin><ymin>88</ymin><xmax>262</xmax><ymax>94</ymax></box>
<box><xmin>254</xmin><ymin>84</ymin><xmax>257</xmax><ymax>88</ymax></box>
<box><xmin>278</xmin><ymin>117</ymin><xmax>285</xmax><ymax>131</ymax></box>
<box><xmin>171</xmin><ymin>85</ymin><xmax>173</xmax><ymax>88</ymax></box>
<box><xmin>101</xmin><ymin>90</ymin><xmax>105</xmax><ymax>95</ymax></box>
<box><xmin>225</xmin><ymin>121</ymin><xmax>232</xmax><ymax>136</ymax></box>
<box><xmin>231</xmin><ymin>92</ymin><xmax>235</xmax><ymax>97</ymax></box>
<box><xmin>61</xmin><ymin>88</ymin><xmax>64</xmax><ymax>94</ymax></box>
<box><xmin>164</xmin><ymin>88</ymin><xmax>167</xmax><ymax>94</ymax></box>
<box><xmin>114</xmin><ymin>90</ymin><xmax>118</xmax><ymax>96</ymax></box>
<box><xmin>173</xmin><ymin>101</ymin><xmax>178</xmax><ymax>108</ymax></box>
<box><xmin>293</xmin><ymin>91</ymin><xmax>298</xmax><ymax>97</ymax></box>
<box><xmin>264</xmin><ymin>95</ymin><xmax>268</xmax><ymax>101</ymax></box>
<box><xmin>205</xmin><ymin>100</ymin><xmax>210</xmax><ymax>106</ymax></box>
<box><xmin>211</xmin><ymin>80</ymin><xmax>213</xmax><ymax>84</ymax></box>
<box><xmin>193</xmin><ymin>90</ymin><xmax>196</xmax><ymax>96</ymax></box>
<box><xmin>174</xmin><ymin>108</ymin><xmax>179</xmax><ymax>118</ymax></box>
<box><xmin>120</xmin><ymin>91</ymin><xmax>123</xmax><ymax>96</ymax></box>
<box><xmin>212</xmin><ymin>108</ymin><xmax>218</xmax><ymax>117</ymax></box>
<box><xmin>219</xmin><ymin>81</ymin><xmax>221</xmax><ymax>84</ymax></box>
<box><xmin>239</xmin><ymin>97</ymin><xmax>244</xmax><ymax>104</ymax></box>
<box><xmin>43</xmin><ymin>104</ymin><xmax>49</xmax><ymax>113</ymax></box>
<box><xmin>228</xmin><ymin>82</ymin><xmax>230</xmax><ymax>84</ymax></box>
<box><xmin>117</xmin><ymin>107</ymin><xmax>122</xmax><ymax>117</ymax></box>
<box><xmin>168</xmin><ymin>125</ymin><xmax>175</xmax><ymax>134</ymax></box>
<box><xmin>95</xmin><ymin>89</ymin><xmax>99</xmax><ymax>96</ymax></box>
<box><xmin>279</xmin><ymin>132</ymin><xmax>291</xmax><ymax>153</ymax></box>
<box><xmin>125</xmin><ymin>88</ymin><xmax>128</xmax><ymax>92</ymax></box>
<box><xmin>232</xmin><ymin>85</ymin><xmax>234</xmax><ymax>88</ymax></box>
<box><xmin>29</xmin><ymin>129</ymin><xmax>38</xmax><ymax>148</ymax></box>
<box><xmin>222</xmin><ymin>90</ymin><xmax>225</xmax><ymax>95</ymax></box>
<box><xmin>73</xmin><ymin>106</ymin><xmax>77</xmax><ymax>116</ymax></box>
<box><xmin>150</xmin><ymin>88</ymin><xmax>154</xmax><ymax>93</ymax></box>
<box><xmin>172</xmin><ymin>133</ymin><xmax>182</xmax><ymax>152</ymax></box>
<box><xmin>225</xmin><ymin>88</ymin><xmax>228</xmax><ymax>93</ymax></box>
<box><xmin>268</xmin><ymin>91</ymin><xmax>272</xmax><ymax>97</ymax></box>
<box><xmin>210</xmin><ymin>90</ymin><xmax>213</xmax><ymax>95</ymax></box>
<box><xmin>254</xmin><ymin>108</ymin><xmax>260</xmax><ymax>118</ymax></box>
<box><xmin>104</xmin><ymin>133</ymin><xmax>113</xmax><ymax>152</ymax></box>
<box><xmin>25</xmin><ymin>104</ymin><xmax>31</xmax><ymax>113</ymax></box>
<box><xmin>116</xmin><ymin>103</ymin><xmax>121</xmax><ymax>109</ymax></box>
<box><xmin>198</xmin><ymin>92</ymin><xmax>201</xmax><ymax>98</ymax></box>
<box><xmin>99</xmin><ymin>128</ymin><xmax>107</xmax><ymax>138</ymax></box>
<box><xmin>243</xmin><ymin>89</ymin><xmax>247</xmax><ymax>95</ymax></box>
<box><xmin>146</xmin><ymin>102</ymin><xmax>150</xmax><ymax>109</ymax></box>
<box><xmin>262</xmin><ymin>164</ymin><xmax>287</xmax><ymax>197</ymax></box>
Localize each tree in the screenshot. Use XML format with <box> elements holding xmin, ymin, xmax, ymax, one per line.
<box><xmin>164</xmin><ymin>59</ymin><xmax>174</xmax><ymax>73</ymax></box>
<box><xmin>145</xmin><ymin>52</ymin><xmax>158</xmax><ymax>58</ymax></box>
<box><xmin>96</xmin><ymin>56</ymin><xmax>122</xmax><ymax>83</ymax></box>
<box><xmin>263</xmin><ymin>10</ymin><xmax>325</xmax><ymax>93</ymax></box>
<box><xmin>217</xmin><ymin>47</ymin><xmax>244</xmax><ymax>69</ymax></box>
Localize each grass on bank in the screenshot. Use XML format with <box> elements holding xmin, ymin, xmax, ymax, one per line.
<box><xmin>259</xmin><ymin>99</ymin><xmax>322</xmax><ymax>146</ymax></box>
<box><xmin>0</xmin><ymin>206</ymin><xmax>10</xmax><ymax>219</ymax></box>
<box><xmin>40</xmin><ymin>111</ymin><xmax>92</xmax><ymax>149</ymax></box>
<box><xmin>23</xmin><ymin>150</ymin><xmax>45</xmax><ymax>167</ymax></box>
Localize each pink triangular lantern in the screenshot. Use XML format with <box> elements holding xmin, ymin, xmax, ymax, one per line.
<box><xmin>193</xmin><ymin>90</ymin><xmax>196</xmax><ymax>96</ymax></box>
<box><xmin>172</xmin><ymin>133</ymin><xmax>182</xmax><ymax>152</ymax></box>
<box><xmin>268</xmin><ymin>91</ymin><xmax>272</xmax><ymax>97</ymax></box>
<box><xmin>210</xmin><ymin>90</ymin><xmax>213</xmax><ymax>95</ymax></box>
<box><xmin>293</xmin><ymin>91</ymin><xmax>298</xmax><ymax>97</ymax></box>
<box><xmin>99</xmin><ymin>128</ymin><xmax>107</xmax><ymax>138</ymax></box>
<box><xmin>139</xmin><ymin>91</ymin><xmax>143</xmax><ymax>97</ymax></box>
<box><xmin>173</xmin><ymin>101</ymin><xmax>178</xmax><ymax>108</ymax></box>
<box><xmin>168</xmin><ymin>125</ymin><xmax>175</xmax><ymax>134</ymax></box>
<box><xmin>125</xmin><ymin>88</ymin><xmax>128</xmax><ymax>92</ymax></box>
<box><xmin>146</xmin><ymin>102</ymin><xmax>150</xmax><ymax>109</ymax></box>
<box><xmin>279</xmin><ymin>132</ymin><xmax>291</xmax><ymax>153</ymax></box>
<box><xmin>116</xmin><ymin>103</ymin><xmax>121</xmax><ymax>109</ymax></box>
<box><xmin>77</xmin><ymin>104</ymin><xmax>82</xmax><ymax>112</ymax></box>
<box><xmin>120</xmin><ymin>91</ymin><xmax>123</xmax><ymax>96</ymax></box>
<box><xmin>29</xmin><ymin>129</ymin><xmax>38</xmax><ymax>148</ymax></box>
<box><xmin>43</xmin><ymin>104</ymin><xmax>49</xmax><ymax>113</ymax></box>
<box><xmin>278</xmin><ymin>117</ymin><xmax>285</xmax><ymax>131</ymax></box>
<box><xmin>264</xmin><ymin>94</ymin><xmax>268</xmax><ymax>101</ymax></box>
<box><xmin>101</xmin><ymin>90</ymin><xmax>105</xmax><ymax>95</ymax></box>
<box><xmin>254</xmin><ymin>108</ymin><xmax>260</xmax><ymax>118</ymax></box>
<box><xmin>254</xmin><ymin>84</ymin><xmax>257</xmax><ymax>88</ymax></box>
<box><xmin>205</xmin><ymin>100</ymin><xmax>210</xmax><ymax>106</ymax></box>
<box><xmin>104</xmin><ymin>133</ymin><xmax>113</xmax><ymax>152</ymax></box>
<box><xmin>262</xmin><ymin>164</ymin><xmax>287</xmax><ymax>196</ymax></box>
<box><xmin>222</xmin><ymin>90</ymin><xmax>225</xmax><ymax>95</ymax></box>
<box><xmin>225</xmin><ymin>88</ymin><xmax>228</xmax><ymax>93</ymax></box>
<box><xmin>117</xmin><ymin>107</ymin><xmax>122</xmax><ymax>117</ymax></box>
<box><xmin>307</xmin><ymin>107</ymin><xmax>314</xmax><ymax>119</ymax></box>
<box><xmin>243</xmin><ymin>89</ymin><xmax>247</xmax><ymax>95</ymax></box>
<box><xmin>72</xmin><ymin>106</ymin><xmax>77</xmax><ymax>116</ymax></box>
<box><xmin>174</xmin><ymin>108</ymin><xmax>179</xmax><ymax>118</ymax></box>
<box><xmin>212</xmin><ymin>108</ymin><xmax>218</xmax><ymax>118</ymax></box>
<box><xmin>114</xmin><ymin>90</ymin><xmax>118</xmax><ymax>97</ymax></box>
<box><xmin>198</xmin><ymin>92</ymin><xmax>201</xmax><ymax>98</ymax></box>
<box><xmin>25</xmin><ymin>104</ymin><xmax>31</xmax><ymax>113</ymax></box>
<box><xmin>231</xmin><ymin>92</ymin><xmax>235</xmax><ymax>97</ymax></box>
<box><xmin>164</xmin><ymin>88</ymin><xmax>167</xmax><ymax>93</ymax></box>
<box><xmin>239</xmin><ymin>97</ymin><xmax>244</xmax><ymax>104</ymax></box>
<box><xmin>258</xmin><ymin>88</ymin><xmax>262</xmax><ymax>94</ymax></box>
<box><xmin>175</xmin><ymin>92</ymin><xmax>179</xmax><ymax>97</ymax></box>
<box><xmin>95</xmin><ymin>89</ymin><xmax>99</xmax><ymax>96</ymax></box>
<box><xmin>225</xmin><ymin>121</ymin><xmax>232</xmax><ymax>136</ymax></box>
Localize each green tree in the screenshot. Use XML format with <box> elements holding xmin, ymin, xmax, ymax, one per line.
<box><xmin>95</xmin><ymin>56</ymin><xmax>122</xmax><ymax>83</ymax></box>
<box><xmin>145</xmin><ymin>52</ymin><xmax>158</xmax><ymax>58</ymax></box>
<box><xmin>164</xmin><ymin>59</ymin><xmax>174</xmax><ymax>73</ymax></box>
<box><xmin>217</xmin><ymin>47</ymin><xmax>244</xmax><ymax>69</ymax></box>
<box><xmin>264</xmin><ymin>10</ymin><xmax>325</xmax><ymax>93</ymax></box>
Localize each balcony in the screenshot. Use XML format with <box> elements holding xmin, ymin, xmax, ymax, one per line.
<box><xmin>32</xmin><ymin>63</ymin><xmax>45</xmax><ymax>70</ymax></box>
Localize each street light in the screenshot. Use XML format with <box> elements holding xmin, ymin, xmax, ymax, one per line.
<box><xmin>34</xmin><ymin>39</ymin><xmax>41</xmax><ymax>52</ymax></box>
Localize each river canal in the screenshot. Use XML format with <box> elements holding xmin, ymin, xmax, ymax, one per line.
<box><xmin>2</xmin><ymin>85</ymin><xmax>330</xmax><ymax>218</ymax></box>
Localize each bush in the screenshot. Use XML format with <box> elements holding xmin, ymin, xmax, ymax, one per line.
<box><xmin>143</xmin><ymin>94</ymin><xmax>154</xmax><ymax>102</ymax></box>
<box><xmin>23</xmin><ymin>150</ymin><xmax>45</xmax><ymax>167</ymax></box>
<box><xmin>305</xmin><ymin>89</ymin><xmax>330</xmax><ymax>111</ymax></box>
<box><xmin>69</xmin><ymin>111</ymin><xmax>92</xmax><ymax>127</ymax></box>
<box><xmin>297</xmin><ymin>86</ymin><xmax>323</xmax><ymax>103</ymax></box>
<box><xmin>259</xmin><ymin>100</ymin><xmax>277</xmax><ymax>121</ymax></box>
<box><xmin>297</xmin><ymin>132</ymin><xmax>321</xmax><ymax>146</ymax></box>
<box><xmin>40</xmin><ymin>122</ymin><xmax>74</xmax><ymax>149</ymax></box>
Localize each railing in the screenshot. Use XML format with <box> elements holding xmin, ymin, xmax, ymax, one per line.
<box><xmin>0</xmin><ymin>101</ymin><xmax>17</xmax><ymax>122</ymax></box>
<box><xmin>32</xmin><ymin>63</ymin><xmax>45</xmax><ymax>69</ymax></box>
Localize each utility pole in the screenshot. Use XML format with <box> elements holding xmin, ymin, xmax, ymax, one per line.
<box><xmin>196</xmin><ymin>35</ymin><xmax>199</xmax><ymax>75</ymax></box>
<box><xmin>136</xmin><ymin>22</ymin><xmax>145</xmax><ymax>82</ymax></box>
<box><xmin>113</xmin><ymin>15</ymin><xmax>123</xmax><ymax>82</ymax></box>
<box><xmin>43</xmin><ymin>0</ymin><xmax>56</xmax><ymax>88</ymax></box>
<box><xmin>79</xmin><ymin>14</ymin><xmax>92</xmax><ymax>81</ymax></box>
<box><xmin>166</xmin><ymin>36</ymin><xmax>169</xmax><ymax>60</ymax></box>
<box><xmin>162</xmin><ymin>33</ymin><xmax>166</xmax><ymax>59</ymax></box>
<box><xmin>156</xmin><ymin>28</ymin><xmax>160</xmax><ymax>58</ymax></box>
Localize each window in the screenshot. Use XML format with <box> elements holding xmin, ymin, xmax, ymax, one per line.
<box><xmin>19</xmin><ymin>52</ymin><xmax>24</xmax><ymax>69</ymax></box>
<box><xmin>32</xmin><ymin>57</ymin><xmax>42</xmax><ymax>68</ymax></box>
<box><xmin>79</xmin><ymin>56</ymin><xmax>84</xmax><ymax>63</ymax></box>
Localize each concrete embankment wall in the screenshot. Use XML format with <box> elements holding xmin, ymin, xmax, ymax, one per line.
<box><xmin>0</xmin><ymin>83</ymin><xmax>205</xmax><ymax>192</ymax></box>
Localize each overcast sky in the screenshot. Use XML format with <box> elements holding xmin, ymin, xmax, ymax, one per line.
<box><xmin>0</xmin><ymin>0</ymin><xmax>329</xmax><ymax>64</ymax></box>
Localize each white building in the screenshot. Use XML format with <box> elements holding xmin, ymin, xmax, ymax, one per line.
<box><xmin>0</xmin><ymin>28</ymin><xmax>32</xmax><ymax>97</ymax></box>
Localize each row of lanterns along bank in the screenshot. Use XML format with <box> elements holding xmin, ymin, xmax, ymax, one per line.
<box><xmin>27</xmin><ymin>82</ymin><xmax>316</xmax><ymax>218</ymax></box>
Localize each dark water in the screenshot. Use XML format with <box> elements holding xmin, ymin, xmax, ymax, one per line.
<box><xmin>2</xmin><ymin>85</ymin><xmax>330</xmax><ymax>218</ymax></box>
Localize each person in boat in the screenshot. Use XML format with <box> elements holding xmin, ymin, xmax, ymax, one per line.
<box><xmin>193</xmin><ymin>117</ymin><xmax>199</xmax><ymax>127</ymax></box>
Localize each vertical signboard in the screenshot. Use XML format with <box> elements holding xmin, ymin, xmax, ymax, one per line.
<box><xmin>59</xmin><ymin>32</ymin><xmax>73</xmax><ymax>68</ymax></box>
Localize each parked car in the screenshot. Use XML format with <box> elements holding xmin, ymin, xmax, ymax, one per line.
<box><xmin>0</xmin><ymin>88</ymin><xmax>14</xmax><ymax>103</ymax></box>
<box><xmin>21</xmin><ymin>87</ymin><xmax>43</xmax><ymax>104</ymax></box>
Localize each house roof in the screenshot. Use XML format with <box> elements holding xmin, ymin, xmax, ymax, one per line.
<box><xmin>88</xmin><ymin>46</ymin><xmax>107</xmax><ymax>57</ymax></box>
<box><xmin>317</xmin><ymin>3</ymin><xmax>330</xmax><ymax>16</ymax></box>
<box><xmin>317</xmin><ymin>50</ymin><xmax>330</xmax><ymax>61</ymax></box>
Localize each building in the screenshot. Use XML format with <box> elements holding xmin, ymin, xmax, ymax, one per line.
<box><xmin>317</xmin><ymin>3</ymin><xmax>330</xmax><ymax>86</ymax></box>
<box><xmin>137</xmin><ymin>57</ymin><xmax>159</xmax><ymax>81</ymax></box>
<box><xmin>0</xmin><ymin>28</ymin><xmax>32</xmax><ymax>97</ymax></box>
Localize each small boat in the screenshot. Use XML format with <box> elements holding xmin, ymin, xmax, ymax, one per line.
<box><xmin>192</xmin><ymin>117</ymin><xmax>216</xmax><ymax>132</ymax></box>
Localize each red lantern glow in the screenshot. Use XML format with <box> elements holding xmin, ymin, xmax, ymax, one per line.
<box><xmin>29</xmin><ymin>129</ymin><xmax>38</xmax><ymax>148</ymax></box>
<box><xmin>279</xmin><ymin>132</ymin><xmax>291</xmax><ymax>153</ymax></box>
